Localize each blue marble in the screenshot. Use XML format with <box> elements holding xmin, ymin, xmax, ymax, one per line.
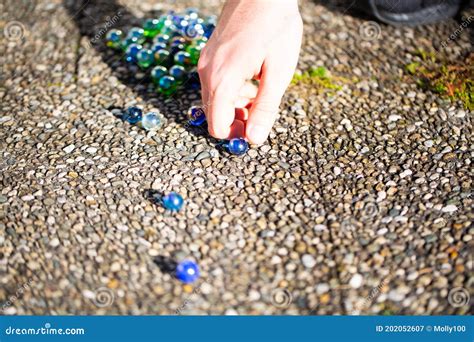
<box><xmin>153</xmin><ymin>34</ymin><xmax>170</xmax><ymax>45</ymax></box>
<box><xmin>169</xmin><ymin>65</ymin><xmax>187</xmax><ymax>81</ymax></box>
<box><xmin>183</xmin><ymin>22</ymin><xmax>205</xmax><ymax>39</ymax></box>
<box><xmin>170</xmin><ymin>36</ymin><xmax>187</xmax><ymax>47</ymax></box>
<box><xmin>125</xmin><ymin>43</ymin><xmax>143</xmax><ymax>63</ymax></box>
<box><xmin>186</xmin><ymin>69</ymin><xmax>201</xmax><ymax>90</ymax></box>
<box><xmin>185</xmin><ymin>8</ymin><xmax>200</xmax><ymax>20</ymax></box>
<box><xmin>227</xmin><ymin>138</ymin><xmax>249</xmax><ymax>156</ymax></box>
<box><xmin>162</xmin><ymin>192</ymin><xmax>184</xmax><ymax>211</ymax></box>
<box><xmin>120</xmin><ymin>36</ymin><xmax>139</xmax><ymax>50</ymax></box>
<box><xmin>136</xmin><ymin>49</ymin><xmax>154</xmax><ymax>68</ymax></box>
<box><xmin>151</xmin><ymin>42</ymin><xmax>167</xmax><ymax>54</ymax></box>
<box><xmin>158</xmin><ymin>75</ymin><xmax>176</xmax><ymax>89</ymax></box>
<box><xmin>105</xmin><ymin>29</ymin><xmax>123</xmax><ymax>49</ymax></box>
<box><xmin>188</xmin><ymin>106</ymin><xmax>206</xmax><ymax>126</ymax></box>
<box><xmin>154</xmin><ymin>49</ymin><xmax>171</xmax><ymax>65</ymax></box>
<box><xmin>151</xmin><ymin>66</ymin><xmax>168</xmax><ymax>83</ymax></box>
<box><xmin>175</xmin><ymin>260</ymin><xmax>200</xmax><ymax>284</ymax></box>
<box><xmin>123</xmin><ymin>106</ymin><xmax>143</xmax><ymax>124</ymax></box>
<box><xmin>141</xmin><ymin>112</ymin><xmax>162</xmax><ymax>131</ymax></box>
<box><xmin>126</xmin><ymin>27</ymin><xmax>145</xmax><ymax>43</ymax></box>
<box><xmin>174</xmin><ymin>51</ymin><xmax>191</xmax><ymax>65</ymax></box>
<box><xmin>170</xmin><ymin>43</ymin><xmax>186</xmax><ymax>55</ymax></box>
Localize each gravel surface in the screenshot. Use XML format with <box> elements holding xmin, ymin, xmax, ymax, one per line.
<box><xmin>1</xmin><ymin>0</ymin><xmax>472</xmax><ymax>315</ymax></box>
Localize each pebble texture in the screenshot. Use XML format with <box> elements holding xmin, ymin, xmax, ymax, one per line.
<box><xmin>0</xmin><ymin>0</ymin><xmax>472</xmax><ymax>315</ymax></box>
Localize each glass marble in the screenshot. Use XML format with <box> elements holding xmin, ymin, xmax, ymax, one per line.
<box><xmin>227</xmin><ymin>138</ymin><xmax>249</xmax><ymax>156</ymax></box>
<box><xmin>153</xmin><ymin>33</ymin><xmax>170</xmax><ymax>45</ymax></box>
<box><xmin>185</xmin><ymin>8</ymin><xmax>200</xmax><ymax>20</ymax></box>
<box><xmin>175</xmin><ymin>260</ymin><xmax>200</xmax><ymax>284</ymax></box>
<box><xmin>136</xmin><ymin>49</ymin><xmax>154</xmax><ymax>68</ymax></box>
<box><xmin>143</xmin><ymin>18</ymin><xmax>161</xmax><ymax>38</ymax></box>
<box><xmin>162</xmin><ymin>192</ymin><xmax>184</xmax><ymax>211</ymax></box>
<box><xmin>157</xmin><ymin>75</ymin><xmax>177</xmax><ymax>96</ymax></box>
<box><xmin>126</xmin><ymin>27</ymin><xmax>145</xmax><ymax>44</ymax></box>
<box><xmin>186</xmin><ymin>45</ymin><xmax>202</xmax><ymax>65</ymax></box>
<box><xmin>105</xmin><ymin>29</ymin><xmax>123</xmax><ymax>49</ymax></box>
<box><xmin>151</xmin><ymin>42</ymin><xmax>167</xmax><ymax>54</ymax></box>
<box><xmin>170</xmin><ymin>36</ymin><xmax>187</xmax><ymax>47</ymax></box>
<box><xmin>170</xmin><ymin>43</ymin><xmax>186</xmax><ymax>55</ymax></box>
<box><xmin>123</xmin><ymin>106</ymin><xmax>143</xmax><ymax>124</ymax></box>
<box><xmin>141</xmin><ymin>112</ymin><xmax>163</xmax><ymax>131</ymax></box>
<box><xmin>187</xmin><ymin>106</ymin><xmax>206</xmax><ymax>126</ymax></box>
<box><xmin>193</xmin><ymin>37</ymin><xmax>208</xmax><ymax>48</ymax></box>
<box><xmin>174</xmin><ymin>51</ymin><xmax>191</xmax><ymax>66</ymax></box>
<box><xmin>186</xmin><ymin>69</ymin><xmax>201</xmax><ymax>90</ymax></box>
<box><xmin>151</xmin><ymin>66</ymin><xmax>168</xmax><ymax>84</ymax></box>
<box><xmin>120</xmin><ymin>36</ymin><xmax>139</xmax><ymax>50</ymax></box>
<box><xmin>183</xmin><ymin>22</ymin><xmax>204</xmax><ymax>39</ymax></box>
<box><xmin>169</xmin><ymin>65</ymin><xmax>187</xmax><ymax>82</ymax></box>
<box><xmin>154</xmin><ymin>49</ymin><xmax>171</xmax><ymax>66</ymax></box>
<box><xmin>125</xmin><ymin>43</ymin><xmax>143</xmax><ymax>63</ymax></box>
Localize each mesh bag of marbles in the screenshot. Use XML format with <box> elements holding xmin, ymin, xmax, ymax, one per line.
<box><xmin>105</xmin><ymin>8</ymin><xmax>215</xmax><ymax>96</ymax></box>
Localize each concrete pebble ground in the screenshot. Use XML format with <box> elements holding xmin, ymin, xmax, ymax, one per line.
<box><xmin>1</xmin><ymin>0</ymin><xmax>472</xmax><ymax>315</ymax></box>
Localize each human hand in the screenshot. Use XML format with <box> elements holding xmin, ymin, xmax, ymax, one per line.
<box><xmin>198</xmin><ymin>0</ymin><xmax>303</xmax><ymax>144</ymax></box>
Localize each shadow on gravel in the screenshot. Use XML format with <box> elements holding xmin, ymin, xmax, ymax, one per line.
<box><xmin>154</xmin><ymin>255</ymin><xmax>178</xmax><ymax>274</ymax></box>
<box><xmin>63</xmin><ymin>0</ymin><xmax>212</xmax><ymax>140</ymax></box>
<box><xmin>311</xmin><ymin>0</ymin><xmax>374</xmax><ymax>20</ymax></box>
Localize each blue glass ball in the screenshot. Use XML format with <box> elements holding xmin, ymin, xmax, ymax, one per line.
<box><xmin>187</xmin><ymin>70</ymin><xmax>201</xmax><ymax>90</ymax></box>
<box><xmin>151</xmin><ymin>66</ymin><xmax>168</xmax><ymax>83</ymax></box>
<box><xmin>185</xmin><ymin>8</ymin><xmax>200</xmax><ymax>20</ymax></box>
<box><xmin>153</xmin><ymin>33</ymin><xmax>170</xmax><ymax>45</ymax></box>
<box><xmin>120</xmin><ymin>36</ymin><xmax>139</xmax><ymax>50</ymax></box>
<box><xmin>123</xmin><ymin>106</ymin><xmax>143</xmax><ymax>124</ymax></box>
<box><xmin>127</xmin><ymin>27</ymin><xmax>145</xmax><ymax>40</ymax></box>
<box><xmin>158</xmin><ymin>75</ymin><xmax>176</xmax><ymax>90</ymax></box>
<box><xmin>169</xmin><ymin>65</ymin><xmax>187</xmax><ymax>81</ymax></box>
<box><xmin>125</xmin><ymin>43</ymin><xmax>142</xmax><ymax>63</ymax></box>
<box><xmin>176</xmin><ymin>260</ymin><xmax>200</xmax><ymax>284</ymax></box>
<box><xmin>141</xmin><ymin>112</ymin><xmax>162</xmax><ymax>131</ymax></box>
<box><xmin>227</xmin><ymin>138</ymin><xmax>249</xmax><ymax>156</ymax></box>
<box><xmin>170</xmin><ymin>36</ymin><xmax>187</xmax><ymax>47</ymax></box>
<box><xmin>105</xmin><ymin>29</ymin><xmax>123</xmax><ymax>49</ymax></box>
<box><xmin>154</xmin><ymin>49</ymin><xmax>171</xmax><ymax>65</ymax></box>
<box><xmin>174</xmin><ymin>51</ymin><xmax>191</xmax><ymax>65</ymax></box>
<box><xmin>136</xmin><ymin>49</ymin><xmax>155</xmax><ymax>68</ymax></box>
<box><xmin>162</xmin><ymin>192</ymin><xmax>184</xmax><ymax>211</ymax></box>
<box><xmin>151</xmin><ymin>42</ymin><xmax>167</xmax><ymax>54</ymax></box>
<box><xmin>188</xmin><ymin>106</ymin><xmax>206</xmax><ymax>126</ymax></box>
<box><xmin>183</xmin><ymin>23</ymin><xmax>205</xmax><ymax>39</ymax></box>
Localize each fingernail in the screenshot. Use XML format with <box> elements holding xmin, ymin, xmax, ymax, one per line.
<box><xmin>247</xmin><ymin>124</ymin><xmax>268</xmax><ymax>145</ymax></box>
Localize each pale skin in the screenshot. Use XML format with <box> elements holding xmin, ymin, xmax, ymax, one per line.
<box><xmin>198</xmin><ymin>0</ymin><xmax>303</xmax><ymax>145</ymax></box>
